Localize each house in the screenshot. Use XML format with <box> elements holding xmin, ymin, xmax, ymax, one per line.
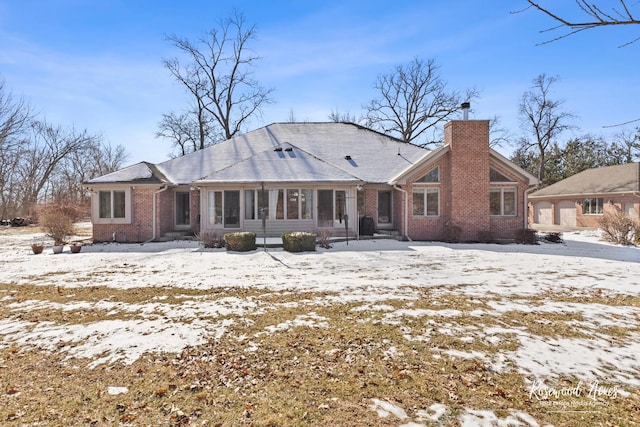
<box><xmin>85</xmin><ymin>118</ymin><xmax>539</xmax><ymax>243</ymax></box>
<box><xmin>528</xmin><ymin>162</ymin><xmax>640</xmax><ymax>228</ymax></box>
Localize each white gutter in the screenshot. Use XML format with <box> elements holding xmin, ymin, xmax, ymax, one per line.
<box><xmin>146</xmin><ymin>185</ymin><xmax>169</xmax><ymax>243</ymax></box>
<box><xmin>393</xmin><ymin>184</ymin><xmax>413</xmax><ymax>241</ymax></box>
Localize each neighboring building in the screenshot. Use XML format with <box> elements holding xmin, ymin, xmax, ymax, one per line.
<box><xmin>85</xmin><ymin>119</ymin><xmax>538</xmax><ymax>243</ymax></box>
<box><xmin>528</xmin><ymin>163</ymin><xmax>640</xmax><ymax>228</ymax></box>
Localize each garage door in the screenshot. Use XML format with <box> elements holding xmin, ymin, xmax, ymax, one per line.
<box><xmin>556</xmin><ymin>200</ymin><xmax>576</xmax><ymax>226</ymax></box>
<box><xmin>534</xmin><ymin>201</ymin><xmax>552</xmax><ymax>224</ymax></box>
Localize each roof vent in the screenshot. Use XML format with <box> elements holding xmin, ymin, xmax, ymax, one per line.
<box><xmin>274</xmin><ymin>147</ymin><xmax>283</xmax><ymax>152</ymax></box>
<box><xmin>284</xmin><ymin>147</ymin><xmax>293</xmax><ymax>152</ymax></box>
<box><xmin>345</xmin><ymin>155</ymin><xmax>352</xmax><ymax>160</ymax></box>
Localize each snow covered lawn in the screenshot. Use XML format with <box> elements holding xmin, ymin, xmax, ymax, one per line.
<box><xmin>0</xmin><ymin>225</ymin><xmax>638</xmax><ymax>426</ymax></box>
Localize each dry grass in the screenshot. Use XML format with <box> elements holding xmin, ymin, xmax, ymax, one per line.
<box><xmin>1</xmin><ymin>283</ymin><xmax>638</xmax><ymax>426</ymax></box>
<box><xmin>1</xmin><ymin>224</ymin><xmax>638</xmax><ymax>426</ymax></box>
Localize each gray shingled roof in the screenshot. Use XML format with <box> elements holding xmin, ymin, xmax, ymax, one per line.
<box><xmin>529</xmin><ymin>163</ymin><xmax>640</xmax><ymax>198</ymax></box>
<box><xmin>86</xmin><ymin>161</ymin><xmax>169</xmax><ymax>184</ymax></box>
<box><xmin>88</xmin><ymin>122</ymin><xmax>427</xmax><ymax>185</ymax></box>
<box><xmin>195</xmin><ymin>142</ymin><xmax>361</xmax><ymax>183</ymax></box>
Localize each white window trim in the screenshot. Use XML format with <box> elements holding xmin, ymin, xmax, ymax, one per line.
<box><xmin>490</xmin><ymin>187</ymin><xmax>517</xmax><ymax>216</ymax></box>
<box><xmin>92</xmin><ymin>187</ymin><xmax>132</xmax><ymax>224</ymax></box>
<box><xmin>412</xmin><ymin>187</ymin><xmax>440</xmax><ymax>217</ymax></box>
<box><xmin>582</xmin><ymin>198</ymin><xmax>604</xmax><ymax>215</ymax></box>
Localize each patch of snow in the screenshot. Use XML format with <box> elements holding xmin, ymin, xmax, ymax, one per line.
<box><xmin>459</xmin><ymin>408</ymin><xmax>552</xmax><ymax>427</ymax></box>
<box><xmin>107</xmin><ymin>386</ymin><xmax>128</xmax><ymax>395</ymax></box>
<box><xmin>369</xmin><ymin>398</ymin><xmax>408</xmax><ymax>420</ymax></box>
<box><xmin>263</xmin><ymin>313</ymin><xmax>329</xmax><ymax>334</ymax></box>
<box><xmin>415</xmin><ymin>403</ymin><xmax>447</xmax><ymax>422</ymax></box>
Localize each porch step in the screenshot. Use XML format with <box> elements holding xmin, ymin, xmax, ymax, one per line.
<box><xmin>375</xmin><ymin>229</ymin><xmax>402</xmax><ymax>239</ymax></box>
<box><xmin>158</xmin><ymin>231</ymin><xmax>197</xmax><ymax>242</ymax></box>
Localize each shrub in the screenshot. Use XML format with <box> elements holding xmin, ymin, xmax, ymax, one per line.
<box><xmin>515</xmin><ymin>229</ymin><xmax>538</xmax><ymax>245</ymax></box>
<box><xmin>38</xmin><ymin>204</ymin><xmax>77</xmax><ymax>245</ymax></box>
<box><xmin>443</xmin><ymin>225</ymin><xmax>462</xmax><ymax>243</ymax></box>
<box><xmin>477</xmin><ymin>230</ymin><xmax>494</xmax><ymax>244</ymax></box>
<box><xmin>282</xmin><ymin>232</ymin><xmax>316</xmax><ymax>252</ymax></box>
<box><xmin>224</xmin><ymin>232</ymin><xmax>256</xmax><ymax>252</ymax></box>
<box><xmin>599</xmin><ymin>212</ymin><xmax>636</xmax><ymax>245</ymax></box>
<box><xmin>317</xmin><ymin>229</ymin><xmax>333</xmax><ymax>249</ymax></box>
<box><xmin>542</xmin><ymin>232</ymin><xmax>563</xmax><ymax>244</ymax></box>
<box><xmin>198</xmin><ymin>231</ymin><xmax>225</xmax><ymax>248</ymax></box>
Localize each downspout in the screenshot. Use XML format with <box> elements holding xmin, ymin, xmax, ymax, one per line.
<box><xmin>393</xmin><ymin>184</ymin><xmax>413</xmax><ymax>241</ymax></box>
<box><xmin>146</xmin><ymin>185</ymin><xmax>169</xmax><ymax>243</ymax></box>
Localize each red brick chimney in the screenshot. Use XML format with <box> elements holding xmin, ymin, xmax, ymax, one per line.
<box><xmin>444</xmin><ymin>117</ymin><xmax>491</xmax><ymax>241</ymax></box>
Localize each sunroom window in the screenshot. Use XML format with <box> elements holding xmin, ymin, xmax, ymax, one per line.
<box><xmin>244</xmin><ymin>188</ymin><xmax>313</xmax><ymax>220</ymax></box>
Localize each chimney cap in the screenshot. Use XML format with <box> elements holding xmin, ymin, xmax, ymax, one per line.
<box><xmin>461</xmin><ymin>102</ymin><xmax>471</xmax><ymax>109</ymax></box>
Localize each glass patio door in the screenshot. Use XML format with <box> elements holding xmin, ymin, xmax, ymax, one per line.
<box><xmin>224</xmin><ymin>191</ymin><xmax>240</xmax><ymax>228</ymax></box>
<box><xmin>378</xmin><ymin>190</ymin><xmax>392</xmax><ymax>224</ymax></box>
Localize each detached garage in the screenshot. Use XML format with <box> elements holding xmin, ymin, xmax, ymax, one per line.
<box><xmin>528</xmin><ymin>163</ymin><xmax>640</xmax><ymax>228</ymax></box>
<box><xmin>555</xmin><ymin>200</ymin><xmax>576</xmax><ymax>226</ymax></box>
<box><xmin>533</xmin><ymin>201</ymin><xmax>552</xmax><ymax>225</ymax></box>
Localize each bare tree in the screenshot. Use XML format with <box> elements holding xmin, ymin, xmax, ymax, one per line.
<box><xmin>518</xmin><ymin>74</ymin><xmax>574</xmax><ymax>186</ymax></box>
<box><xmin>161</xmin><ymin>11</ymin><xmax>273</xmax><ymax>154</ymax></box>
<box><xmin>55</xmin><ymin>139</ymin><xmax>129</xmax><ymax>206</ymax></box>
<box><xmin>328</xmin><ymin>108</ymin><xmax>357</xmax><ymax>123</ymax></box>
<box><xmin>525</xmin><ymin>1</ymin><xmax>640</xmax><ymax>46</ymax></box>
<box><xmin>17</xmin><ymin>121</ymin><xmax>98</xmax><ymax>212</ymax></box>
<box><xmin>364</xmin><ymin>57</ymin><xmax>478</xmax><ymax>146</ymax></box>
<box><xmin>609</xmin><ymin>128</ymin><xmax>640</xmax><ymax>162</ymax></box>
<box><xmin>0</xmin><ymin>79</ymin><xmax>33</xmax><ymax>218</ymax></box>
<box><xmin>156</xmin><ymin>111</ymin><xmax>214</xmax><ymax>157</ymax></box>
<box><xmin>488</xmin><ymin>115</ymin><xmax>512</xmax><ymax>148</ymax></box>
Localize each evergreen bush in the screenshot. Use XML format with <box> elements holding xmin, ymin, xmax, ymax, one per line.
<box><xmin>224</xmin><ymin>232</ymin><xmax>256</xmax><ymax>252</ymax></box>
<box><xmin>282</xmin><ymin>232</ymin><xmax>316</xmax><ymax>252</ymax></box>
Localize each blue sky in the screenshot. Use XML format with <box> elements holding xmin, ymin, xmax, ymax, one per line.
<box><xmin>1</xmin><ymin>0</ymin><xmax>638</xmax><ymax>165</ymax></box>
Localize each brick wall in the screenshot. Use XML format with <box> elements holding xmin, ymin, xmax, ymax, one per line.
<box><xmin>406</xmin><ymin>157</ymin><xmax>450</xmax><ymax>240</ymax></box>
<box><xmin>446</xmin><ymin>120</ymin><xmax>491</xmax><ymax>241</ymax></box>
<box><xmin>529</xmin><ymin>195</ymin><xmax>639</xmax><ymax>228</ymax></box>
<box><xmin>93</xmin><ymin>187</ymin><xmax>156</xmax><ymax>243</ymax></box>
<box><xmin>577</xmin><ymin>196</ymin><xmax>638</xmax><ymax>227</ymax></box>
<box><xmin>404</xmin><ymin>120</ymin><xmax>529</xmax><ymax>241</ymax></box>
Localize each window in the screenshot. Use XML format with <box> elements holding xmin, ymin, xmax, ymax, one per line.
<box><xmin>208</xmin><ymin>191</ymin><xmax>223</xmax><ymax>225</ymax></box>
<box><xmin>490</xmin><ymin>188</ymin><xmax>516</xmax><ymax>216</ymax></box>
<box><xmin>490</xmin><ymin>168</ymin><xmax>514</xmax><ymax>183</ymax></box>
<box><xmin>317</xmin><ymin>189</ymin><xmax>348</xmax><ymax>227</ymax></box>
<box><xmin>244</xmin><ymin>190</ymin><xmax>256</xmax><ymax>220</ymax></box>
<box><xmin>301</xmin><ymin>189</ymin><xmax>313</xmax><ymax>219</ymax></box>
<box><xmin>208</xmin><ymin>191</ymin><xmax>240</xmax><ymax>227</ymax></box>
<box><xmin>412</xmin><ymin>188</ymin><xmax>439</xmax><ymax>216</ymax></box>
<box><xmin>98</xmin><ymin>190</ymin><xmax>126</xmax><ymax>219</ymax></box>
<box><xmin>416</xmin><ymin>167</ymin><xmax>439</xmax><ymax>183</ymax></box>
<box><xmin>583</xmin><ymin>198</ymin><xmax>603</xmax><ymax>215</ymax></box>
<box><xmin>287</xmin><ymin>189</ymin><xmax>299</xmax><ymax>219</ymax></box>
<box><xmin>245</xmin><ymin>188</ymin><xmax>312</xmax><ymax>220</ymax></box>
<box><xmin>273</xmin><ymin>189</ymin><xmax>284</xmax><ymax>220</ymax></box>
